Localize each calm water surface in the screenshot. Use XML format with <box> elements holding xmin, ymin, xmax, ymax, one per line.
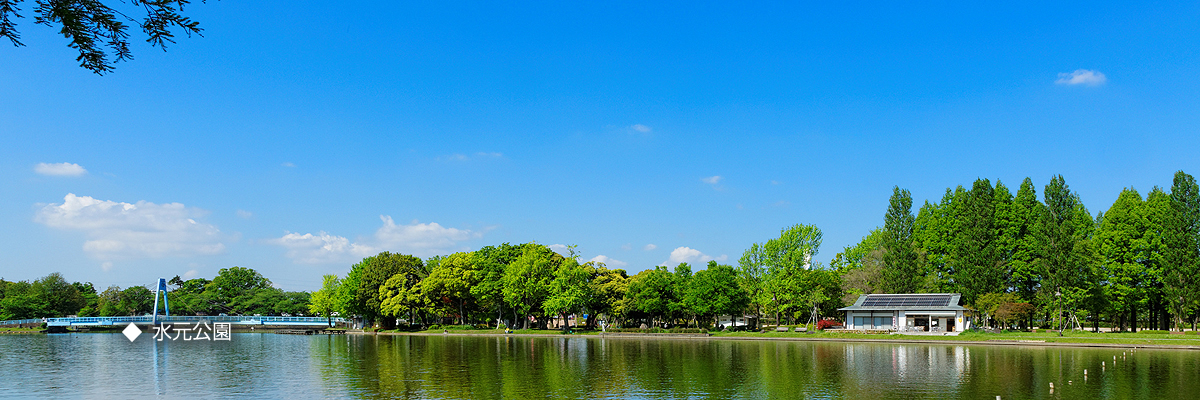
<box><xmin>1</xmin><ymin>333</ymin><xmax>1198</xmax><ymax>399</ymax></box>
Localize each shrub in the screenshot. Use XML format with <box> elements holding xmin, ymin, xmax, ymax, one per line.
<box><xmin>1138</xmin><ymin>330</ymin><xmax>1169</xmax><ymax>335</ymax></box>
<box><xmin>428</xmin><ymin>324</ymin><xmax>442</xmax><ymax>330</ymax></box>
<box><xmin>817</xmin><ymin>320</ymin><xmax>842</xmax><ymax>330</ymax></box>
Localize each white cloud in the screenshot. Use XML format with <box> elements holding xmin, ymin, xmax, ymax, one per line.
<box><xmin>270</xmin><ymin>215</ymin><xmax>482</xmax><ymax>263</ymax></box>
<box><xmin>236</xmin><ymin>210</ymin><xmax>254</xmax><ymax>219</ymax></box>
<box><xmin>1056</xmin><ymin>69</ymin><xmax>1107</xmax><ymax>86</ymax></box>
<box><xmin>475</xmin><ymin>152</ymin><xmax>503</xmax><ymax>158</ymax></box>
<box><xmin>281</xmin><ymin>162</ymin><xmax>296</xmax><ymax>167</ymax></box>
<box><xmin>631</xmin><ymin>124</ymin><xmax>652</xmax><ymax>133</ymax></box>
<box><xmin>101</xmin><ymin>261</ymin><xmax>113</xmax><ymax>271</ymax></box>
<box><xmin>35</xmin><ymin>194</ymin><xmax>226</xmax><ymax>259</ymax></box>
<box><xmin>621</xmin><ymin>243</ymin><xmax>632</xmax><ymax>251</ymax></box>
<box><xmin>589</xmin><ymin>255</ymin><xmax>628</xmax><ymax>268</ymax></box>
<box><xmin>660</xmin><ymin>246</ymin><xmax>727</xmax><ymax>266</ymax></box>
<box><xmin>771</xmin><ymin>180</ymin><xmax>781</xmax><ymax>185</ymax></box>
<box><xmin>374</xmin><ymin>216</ymin><xmax>479</xmax><ymax>255</ymax></box>
<box><xmin>643</xmin><ymin>244</ymin><xmax>657</xmax><ymax>251</ymax></box>
<box><xmin>35</xmin><ymin>162</ymin><xmax>87</xmax><ymax>176</ymax></box>
<box><xmin>269</xmin><ymin>231</ymin><xmax>377</xmax><ymax>264</ymax></box>
<box><xmin>701</xmin><ymin>175</ymin><xmax>722</xmax><ymax>185</ymax></box>
<box><xmin>548</xmin><ymin>244</ymin><xmax>570</xmax><ymax>256</ymax></box>
<box><xmin>183</xmin><ymin>269</ymin><xmax>200</xmax><ymax>279</ymax></box>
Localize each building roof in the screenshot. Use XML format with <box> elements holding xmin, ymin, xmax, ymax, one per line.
<box><xmin>837</xmin><ymin>293</ymin><xmax>966</xmax><ymax>311</ymax></box>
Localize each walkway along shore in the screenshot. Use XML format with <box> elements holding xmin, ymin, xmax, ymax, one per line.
<box><xmin>344</xmin><ymin>330</ymin><xmax>1200</xmax><ymax>351</ymax></box>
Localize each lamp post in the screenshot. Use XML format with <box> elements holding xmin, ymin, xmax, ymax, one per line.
<box><xmin>1056</xmin><ymin>290</ymin><xmax>1063</xmax><ymax>337</ymax></box>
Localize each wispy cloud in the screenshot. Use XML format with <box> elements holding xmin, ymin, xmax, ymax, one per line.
<box><xmin>236</xmin><ymin>210</ymin><xmax>254</xmax><ymax>219</ymax></box>
<box><xmin>35</xmin><ymin>194</ymin><xmax>227</xmax><ymax>260</ymax></box>
<box><xmin>35</xmin><ymin>162</ymin><xmax>87</xmax><ymax>177</ymax></box>
<box><xmin>281</xmin><ymin>162</ymin><xmax>296</xmax><ymax>167</ymax></box>
<box><xmin>1056</xmin><ymin>69</ymin><xmax>1107</xmax><ymax>86</ymax></box>
<box><xmin>660</xmin><ymin>246</ymin><xmax>727</xmax><ymax>267</ymax></box>
<box><xmin>643</xmin><ymin>244</ymin><xmax>657</xmax><ymax>251</ymax></box>
<box><xmin>630</xmin><ymin>124</ymin><xmax>652</xmax><ymax>133</ymax></box>
<box><xmin>701</xmin><ymin>176</ymin><xmax>722</xmax><ymax>185</ymax></box>
<box><xmin>589</xmin><ymin>255</ymin><xmax>628</xmax><ymax>268</ymax></box>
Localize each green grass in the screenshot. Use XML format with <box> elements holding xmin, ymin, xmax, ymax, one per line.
<box><xmin>707</xmin><ymin>329</ymin><xmax>1200</xmax><ymax>346</ymax></box>
<box><xmin>357</xmin><ymin>326</ymin><xmax>1200</xmax><ymax>346</ymax></box>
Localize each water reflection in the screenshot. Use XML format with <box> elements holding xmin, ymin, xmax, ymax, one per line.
<box><xmin>2</xmin><ymin>333</ymin><xmax>1198</xmax><ymax>399</ymax></box>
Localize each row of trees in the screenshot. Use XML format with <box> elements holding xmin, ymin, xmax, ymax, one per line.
<box><xmin>833</xmin><ymin>171</ymin><xmax>1200</xmax><ymax>332</ymax></box>
<box><xmin>309</xmin><ymin>223</ymin><xmax>843</xmax><ymax>330</ymax></box>
<box><xmin>0</xmin><ymin>267</ymin><xmax>309</xmax><ymax>320</ymax></box>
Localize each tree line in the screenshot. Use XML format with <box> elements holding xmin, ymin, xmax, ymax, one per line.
<box><xmin>0</xmin><ymin>267</ymin><xmax>309</xmax><ymax>320</ymax></box>
<box><xmin>308</xmin><ymin>223</ymin><xmax>843</xmax><ymax>330</ymax></box>
<box><xmin>835</xmin><ymin>171</ymin><xmax>1200</xmax><ymax>332</ymax></box>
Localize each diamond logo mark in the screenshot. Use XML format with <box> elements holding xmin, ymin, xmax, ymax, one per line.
<box><xmin>122</xmin><ymin>323</ymin><xmax>143</xmax><ymax>342</ymax></box>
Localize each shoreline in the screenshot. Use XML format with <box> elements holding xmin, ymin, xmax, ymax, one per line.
<box><xmin>349</xmin><ymin>330</ymin><xmax>1200</xmax><ymax>350</ymax></box>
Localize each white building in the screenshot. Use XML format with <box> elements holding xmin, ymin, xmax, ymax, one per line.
<box><xmin>838</xmin><ymin>293</ymin><xmax>970</xmax><ymax>333</ymax></box>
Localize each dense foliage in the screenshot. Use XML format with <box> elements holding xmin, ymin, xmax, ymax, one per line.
<box><xmin>0</xmin><ymin>267</ymin><xmax>308</xmax><ymax>319</ymax></box>
<box><xmin>835</xmin><ymin>171</ymin><xmax>1200</xmax><ymax>332</ymax></box>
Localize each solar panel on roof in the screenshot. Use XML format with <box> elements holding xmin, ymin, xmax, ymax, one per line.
<box><xmin>861</xmin><ymin>295</ymin><xmax>952</xmax><ymax>307</ymax></box>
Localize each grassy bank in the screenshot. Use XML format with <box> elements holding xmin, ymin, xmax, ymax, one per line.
<box><xmin>360</xmin><ymin>327</ymin><xmax>1200</xmax><ymax>347</ymax></box>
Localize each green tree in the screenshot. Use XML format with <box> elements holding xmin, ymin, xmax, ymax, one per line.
<box><xmin>502</xmin><ymin>244</ymin><xmax>559</xmax><ymax>329</ymax></box>
<box><xmin>830</xmin><ymin>228</ymin><xmax>884</xmax><ymax>273</ymax></box>
<box><xmin>421</xmin><ymin>252</ymin><xmax>475</xmax><ymax>324</ymax></box>
<box><xmin>119</xmin><ymin>285</ymin><xmax>153</xmax><ymax>316</ymax></box>
<box><xmin>585</xmin><ymin>265</ymin><xmax>628</xmax><ymax>328</ymax></box>
<box><xmin>881</xmin><ymin>186</ymin><xmax>922</xmax><ymax>293</ymax></box>
<box><xmin>913</xmin><ymin>188</ymin><xmax>962</xmax><ymax>291</ymax></box>
<box><xmin>624</xmin><ymin>266</ymin><xmax>675</xmax><ymax>327</ymax></box>
<box><xmin>740</xmin><ymin>223</ymin><xmax>824</xmax><ymax>325</ymax></box>
<box><xmin>1164</xmin><ymin>171</ymin><xmax>1200</xmax><ymax>330</ymax></box>
<box><xmin>0</xmin><ymin>0</ymin><xmax>209</xmax><ymax>74</ymax></box>
<box><xmin>1008</xmin><ymin>178</ymin><xmax>1045</xmax><ymax>306</ymax></box>
<box><xmin>33</xmin><ymin>273</ymin><xmax>85</xmax><ymax>317</ymax></box>
<box><xmin>309</xmin><ymin>274</ymin><xmax>341</xmax><ymax>326</ymax></box>
<box><xmin>208</xmin><ymin>266</ymin><xmax>272</xmax><ymax>311</ymax></box>
<box><xmin>1097</xmin><ymin>188</ymin><xmax>1151</xmax><ymax>331</ymax></box>
<box><xmin>683</xmin><ymin>261</ymin><xmax>748</xmax><ymax>328</ymax></box>
<box><xmin>351</xmin><ymin>252</ymin><xmax>424</xmax><ymax>328</ymax></box>
<box><xmin>543</xmin><ymin>257</ymin><xmax>591</xmax><ymax>331</ymax></box>
<box><xmin>0</xmin><ymin>280</ymin><xmax>47</xmax><ymax>319</ymax></box>
<box><xmin>952</xmin><ymin>179</ymin><xmax>1006</xmax><ymax>308</ymax></box>
<box><xmin>470</xmin><ymin>243</ymin><xmax>524</xmax><ymax>326</ymax></box>
<box><xmin>1036</xmin><ymin>175</ymin><xmax>1099</xmax><ymax>334</ymax></box>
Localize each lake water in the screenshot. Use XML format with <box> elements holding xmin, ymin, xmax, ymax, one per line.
<box><xmin>1</xmin><ymin>333</ymin><xmax>1198</xmax><ymax>399</ymax></box>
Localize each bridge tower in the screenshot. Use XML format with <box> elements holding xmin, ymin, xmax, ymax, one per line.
<box><xmin>152</xmin><ymin>278</ymin><xmax>170</xmax><ymax>324</ymax></box>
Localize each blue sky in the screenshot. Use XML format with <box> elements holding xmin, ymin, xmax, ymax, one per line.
<box><xmin>2</xmin><ymin>1</ymin><xmax>1198</xmax><ymax>291</ymax></box>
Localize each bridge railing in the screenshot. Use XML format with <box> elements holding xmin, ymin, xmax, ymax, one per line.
<box><xmin>42</xmin><ymin>316</ymin><xmax>348</xmax><ymax>326</ymax></box>
<box><xmin>0</xmin><ymin>318</ymin><xmax>45</xmax><ymax>326</ymax></box>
